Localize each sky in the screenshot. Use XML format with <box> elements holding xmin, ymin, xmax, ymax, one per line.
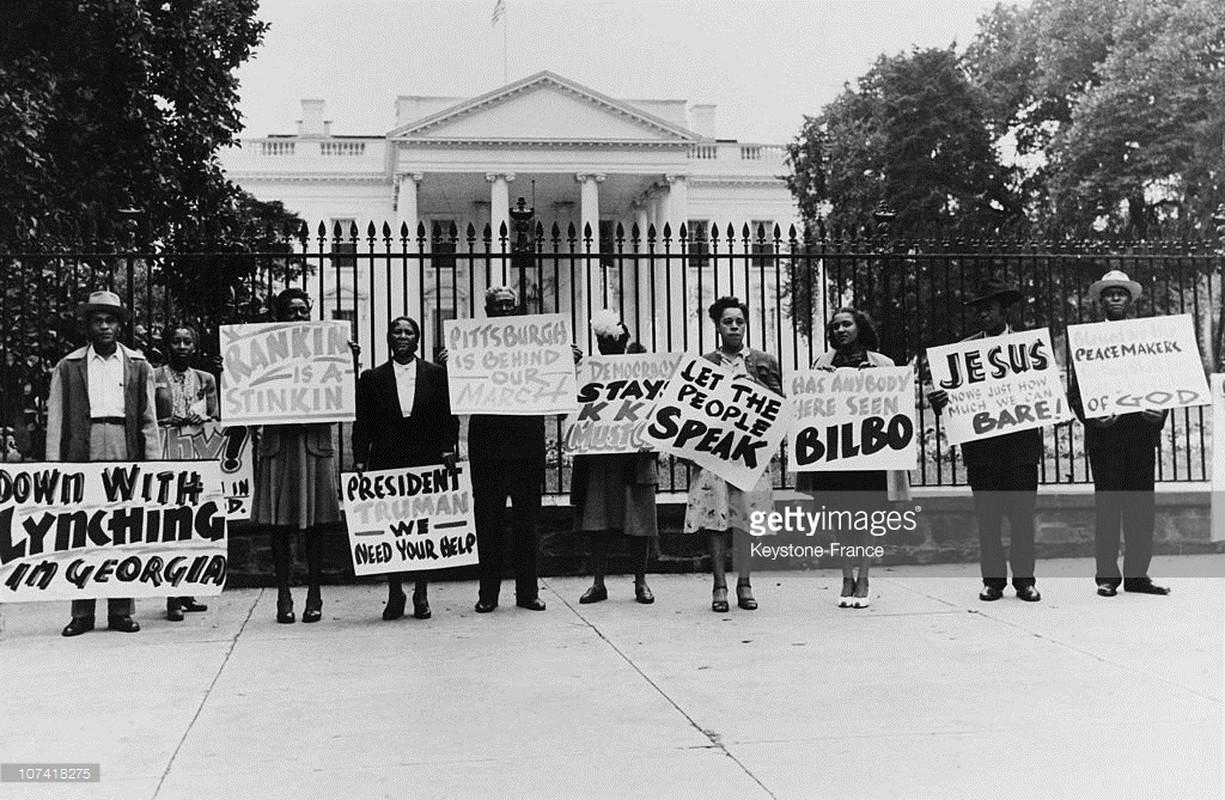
<box><xmin>235</xmin><ymin>0</ymin><xmax>1015</xmax><ymax>145</ymax></box>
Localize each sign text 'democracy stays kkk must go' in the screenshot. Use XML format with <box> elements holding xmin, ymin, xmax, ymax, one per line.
<box><xmin>564</xmin><ymin>352</ymin><xmax>683</xmax><ymax>455</ymax></box>
<box><xmin>1</xmin><ymin>461</ymin><xmax>228</xmax><ymax>602</ymax></box>
<box><xmin>926</xmin><ymin>328</ymin><xmax>1072</xmax><ymax>446</ymax></box>
<box><xmin>220</xmin><ymin>321</ymin><xmax>357</xmax><ymax>426</ymax></box>
<box><xmin>444</xmin><ymin>314</ymin><xmax>578</xmax><ymax>416</ymax></box>
<box><xmin>644</xmin><ymin>355</ymin><xmax>794</xmax><ymax>491</ymax></box>
<box><xmin>341</xmin><ymin>464</ymin><xmax>477</xmax><ymax>576</ymax></box>
<box><xmin>1066</xmin><ymin>314</ymin><xmax>1210</xmax><ymax>417</ymax></box>
<box><xmin>788</xmin><ymin>367</ymin><xmax>917</xmax><ymax>471</ymax></box>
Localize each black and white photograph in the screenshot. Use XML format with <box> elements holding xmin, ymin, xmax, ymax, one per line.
<box><xmin>1</xmin><ymin>0</ymin><xmax>1223</xmax><ymax>797</ymax></box>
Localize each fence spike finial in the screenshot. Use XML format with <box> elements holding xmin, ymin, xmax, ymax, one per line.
<box><xmin>400</xmin><ymin>221</ymin><xmax>409</xmax><ymax>240</ymax></box>
<box><xmin>381</xmin><ymin>221</ymin><xmax>391</xmax><ymax>239</ymax></box>
<box><xmin>366</xmin><ymin>221</ymin><xmax>376</xmax><ymax>239</ymax></box>
<box><xmin>662</xmin><ymin>222</ymin><xmax>672</xmax><ymax>241</ymax></box>
<box><xmin>630</xmin><ymin>222</ymin><xmax>640</xmax><ymax>242</ymax></box>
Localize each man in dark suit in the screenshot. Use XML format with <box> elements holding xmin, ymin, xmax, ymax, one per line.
<box><xmin>47</xmin><ymin>290</ymin><xmax>160</xmax><ymax>635</ymax></box>
<box><xmin>1068</xmin><ymin>270</ymin><xmax>1170</xmax><ymax>598</ymax></box>
<box><xmin>929</xmin><ymin>278</ymin><xmax>1043</xmax><ymax>602</ymax></box>
<box><xmin>441</xmin><ymin>286</ymin><xmax>581</xmax><ymax>613</ymax></box>
<box><xmin>353</xmin><ymin>316</ymin><xmax>459</xmax><ymax>620</ymax></box>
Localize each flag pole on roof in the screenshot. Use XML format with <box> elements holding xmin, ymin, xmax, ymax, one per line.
<box><xmin>491</xmin><ymin>0</ymin><xmax>507</xmax><ymax>84</ymax></box>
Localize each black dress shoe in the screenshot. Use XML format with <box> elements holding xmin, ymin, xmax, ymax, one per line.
<box><xmin>412</xmin><ymin>591</ymin><xmax>431</xmax><ymax>620</ymax></box>
<box><xmin>979</xmin><ymin>585</ymin><xmax>1004</xmax><ymax>601</ymax></box>
<box><xmin>1096</xmin><ymin>583</ymin><xmax>1118</xmax><ymax>597</ymax></box>
<box><xmin>382</xmin><ymin>591</ymin><xmax>406</xmax><ymax>621</ymax></box>
<box><xmin>579</xmin><ymin>585</ymin><xmax>608</xmax><ymax>604</ymax></box>
<box><xmin>516</xmin><ymin>597</ymin><xmax>546</xmax><ymax>611</ymax></box>
<box><xmin>1015</xmin><ymin>585</ymin><xmax>1041</xmax><ymax>602</ymax></box>
<box><xmin>1124</xmin><ymin>579</ymin><xmax>1170</xmax><ymax>595</ymax></box>
<box><xmin>302</xmin><ymin>589</ymin><xmax>322</xmax><ymax>624</ymax></box>
<box><xmin>634</xmin><ymin>580</ymin><xmax>654</xmax><ymax>605</ymax></box>
<box><xmin>107</xmin><ymin>615</ymin><xmax>141</xmax><ymax>632</ymax></box>
<box><xmin>179</xmin><ymin>597</ymin><xmax>208</xmax><ymax>612</ymax></box>
<box><xmin>474</xmin><ymin>599</ymin><xmax>498</xmax><ymax>613</ymax></box>
<box><xmin>276</xmin><ymin>590</ymin><xmax>295</xmax><ymax>624</ymax></box>
<box><xmin>166</xmin><ymin>600</ymin><xmax>185</xmax><ymax>622</ymax></box>
<box><xmin>62</xmin><ymin>617</ymin><xmax>94</xmax><ymax>637</ymax></box>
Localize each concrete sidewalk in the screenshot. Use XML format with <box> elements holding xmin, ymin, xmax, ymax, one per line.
<box><xmin>1</xmin><ymin>555</ymin><xmax>1221</xmax><ymax>800</ymax></box>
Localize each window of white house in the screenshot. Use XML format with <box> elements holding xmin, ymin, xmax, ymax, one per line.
<box><xmin>329</xmin><ymin>218</ymin><xmax>357</xmax><ymax>268</ymax></box>
<box><xmin>688</xmin><ymin>219</ymin><xmax>710</xmax><ymax>267</ymax></box>
<box><xmin>750</xmin><ymin>219</ymin><xmax>775</xmax><ymax>267</ymax></box>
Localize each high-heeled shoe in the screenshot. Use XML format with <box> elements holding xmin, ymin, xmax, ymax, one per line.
<box><xmin>838</xmin><ymin>577</ymin><xmax>855</xmax><ymax>608</ymax></box>
<box><xmin>634</xmin><ymin>579</ymin><xmax>654</xmax><ymax>605</ymax></box>
<box><xmin>851</xmin><ymin>578</ymin><xmax>870</xmax><ymax>609</ymax></box>
<box><xmin>276</xmin><ymin>589</ymin><xmax>295</xmax><ymax>624</ymax></box>
<box><xmin>412</xmin><ymin>590</ymin><xmax>431</xmax><ymax>620</ymax></box>
<box><xmin>736</xmin><ymin>581</ymin><xmax>758</xmax><ymax>611</ymax></box>
<box><xmin>302</xmin><ymin>586</ymin><xmax>322</xmax><ymax>623</ymax></box>
<box><xmin>711</xmin><ymin>584</ymin><xmax>729</xmax><ymax>613</ymax></box>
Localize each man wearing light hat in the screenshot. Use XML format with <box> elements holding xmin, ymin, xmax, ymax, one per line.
<box><xmin>1069</xmin><ymin>270</ymin><xmax>1170</xmax><ymax>597</ymax></box>
<box><xmin>46</xmin><ymin>290</ymin><xmax>160</xmax><ymax>636</ymax></box>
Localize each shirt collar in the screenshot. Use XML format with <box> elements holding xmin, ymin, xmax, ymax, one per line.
<box><xmin>87</xmin><ymin>345</ymin><xmax>123</xmax><ymax>362</ymax></box>
<box><xmin>392</xmin><ymin>357</ymin><xmax>416</xmax><ymax>372</ymax></box>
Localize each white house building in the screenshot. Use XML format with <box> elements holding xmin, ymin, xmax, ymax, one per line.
<box><xmin>220</xmin><ymin>71</ymin><xmax>801</xmax><ymax>364</ymax></box>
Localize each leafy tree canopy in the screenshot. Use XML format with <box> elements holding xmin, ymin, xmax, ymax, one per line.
<box><xmin>966</xmin><ymin>0</ymin><xmax>1225</xmax><ymax>236</ymax></box>
<box><xmin>0</xmin><ymin>0</ymin><xmax>275</xmax><ymax>248</ymax></box>
<box><xmin>786</xmin><ymin>47</ymin><xmax>1016</xmax><ymax>238</ymax></box>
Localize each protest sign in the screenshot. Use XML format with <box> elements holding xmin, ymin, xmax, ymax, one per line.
<box><xmin>444</xmin><ymin>314</ymin><xmax>578</xmax><ymax>415</ymax></box>
<box><xmin>0</xmin><ymin>461</ymin><xmax>227</xmax><ymax>602</ymax></box>
<box><xmin>341</xmin><ymin>463</ymin><xmax>477</xmax><ymax>576</ymax></box>
<box><xmin>1067</xmin><ymin>314</ymin><xmax>1210</xmax><ymax>417</ymax></box>
<box><xmin>160</xmin><ymin>422</ymin><xmax>254</xmax><ymax>520</ymax></box>
<box><xmin>926</xmin><ymin>328</ymin><xmax>1072</xmax><ymax>446</ymax></box>
<box><xmin>220</xmin><ymin>321</ymin><xmax>356</xmax><ymax>426</ymax></box>
<box><xmin>789</xmin><ymin>367</ymin><xmax>917</xmax><ymax>471</ymax></box>
<box><xmin>1212</xmin><ymin>374</ymin><xmax>1225</xmax><ymax>542</ymax></box>
<box><xmin>563</xmin><ymin>352</ymin><xmax>683</xmax><ymax>455</ymax></box>
<box><xmin>644</xmin><ymin>355</ymin><xmax>794</xmax><ymax>491</ymax></box>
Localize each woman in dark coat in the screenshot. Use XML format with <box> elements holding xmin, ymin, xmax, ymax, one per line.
<box><xmin>251</xmin><ymin>288</ymin><xmax>358</xmax><ymax>624</ymax></box>
<box><xmin>571</xmin><ymin>312</ymin><xmax>658</xmax><ymax>605</ymax></box>
<box><xmin>352</xmin><ymin>316</ymin><xmax>459</xmax><ymax>620</ymax></box>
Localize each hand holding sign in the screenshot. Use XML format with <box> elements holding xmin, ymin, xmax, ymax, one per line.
<box><xmin>644</xmin><ymin>355</ymin><xmax>793</xmax><ymax>490</ymax></box>
<box><xmin>1067</xmin><ymin>315</ymin><xmax>1209</xmax><ymax>416</ymax></box>
<box><xmin>925</xmin><ymin>328</ymin><xmax>1072</xmax><ymax>446</ymax></box>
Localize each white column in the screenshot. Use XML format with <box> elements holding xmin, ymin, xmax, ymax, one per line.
<box><xmin>575</xmin><ymin>173</ymin><xmax>604</xmax><ymax>349</ymax></box>
<box><xmin>663</xmin><ymin>174</ymin><xmax>690</xmax><ymax>351</ymax></box>
<box><xmin>486</xmin><ymin>172</ymin><xmax>515</xmax><ymax>288</ymax></box>
<box><xmin>392</xmin><ymin>172</ymin><xmax>423</xmax><ymax>360</ymax></box>
<box><xmin>631</xmin><ymin>200</ymin><xmax>651</xmax><ymax>340</ymax></box>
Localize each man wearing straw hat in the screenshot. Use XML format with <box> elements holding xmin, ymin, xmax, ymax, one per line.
<box><xmin>1069</xmin><ymin>270</ymin><xmax>1170</xmax><ymax>597</ymax></box>
<box><xmin>46</xmin><ymin>290</ymin><xmax>161</xmax><ymax>636</ymax></box>
<box><xmin>929</xmin><ymin>277</ymin><xmax>1043</xmax><ymax>603</ymax></box>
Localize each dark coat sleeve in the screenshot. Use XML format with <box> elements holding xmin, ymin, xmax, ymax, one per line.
<box><xmin>352</xmin><ymin>368</ymin><xmax>377</xmax><ymax>465</ymax></box>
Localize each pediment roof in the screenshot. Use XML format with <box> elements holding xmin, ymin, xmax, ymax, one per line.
<box><xmin>387</xmin><ymin>71</ymin><xmax>699</xmax><ymax>144</ymax></box>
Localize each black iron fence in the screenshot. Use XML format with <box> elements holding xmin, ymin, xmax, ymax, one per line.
<box><xmin>3</xmin><ymin>222</ymin><xmax>1221</xmax><ymax>491</ymax></box>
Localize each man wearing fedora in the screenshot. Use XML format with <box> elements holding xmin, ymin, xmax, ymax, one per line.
<box><xmin>928</xmin><ymin>277</ymin><xmax>1043</xmax><ymax>602</ymax></box>
<box><xmin>1069</xmin><ymin>270</ymin><xmax>1170</xmax><ymax>597</ymax></box>
<box><xmin>46</xmin><ymin>290</ymin><xmax>161</xmax><ymax>636</ymax></box>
